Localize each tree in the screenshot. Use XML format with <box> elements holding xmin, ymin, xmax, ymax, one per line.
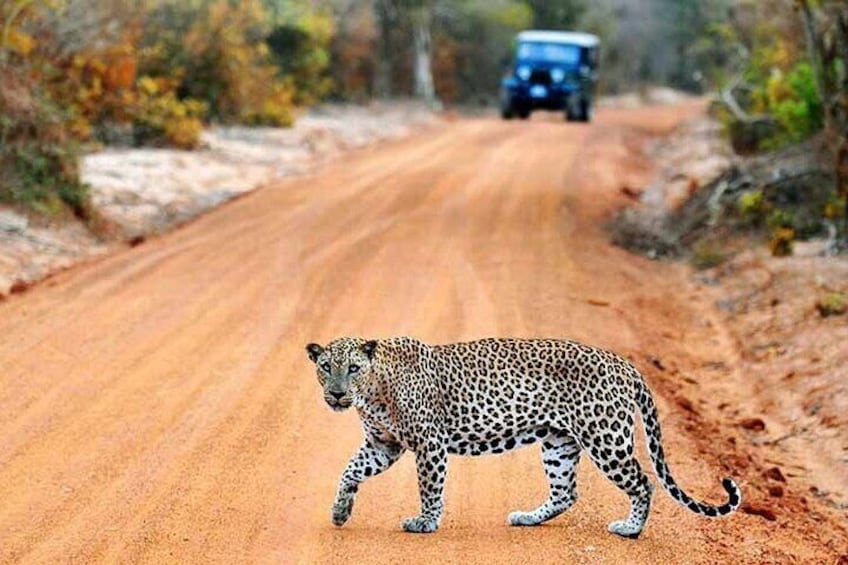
<box><xmin>796</xmin><ymin>0</ymin><xmax>848</xmax><ymax>234</ymax></box>
<box><xmin>431</xmin><ymin>0</ymin><xmax>531</xmax><ymax>104</ymax></box>
<box><xmin>373</xmin><ymin>0</ymin><xmax>396</xmax><ymax>98</ymax></box>
<box><xmin>263</xmin><ymin>0</ymin><xmax>335</xmax><ymax>104</ymax></box>
<box><xmin>523</xmin><ymin>0</ymin><xmax>585</xmax><ymax>30</ymax></box>
<box><xmin>408</xmin><ymin>0</ymin><xmax>436</xmax><ymax>104</ymax></box>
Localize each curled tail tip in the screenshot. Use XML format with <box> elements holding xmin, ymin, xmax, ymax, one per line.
<box><xmin>722</xmin><ymin>477</ymin><xmax>743</xmax><ymax>513</ymax></box>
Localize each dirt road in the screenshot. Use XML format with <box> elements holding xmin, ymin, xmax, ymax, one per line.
<box><xmin>0</xmin><ymin>104</ymin><xmax>844</xmax><ymax>564</ymax></box>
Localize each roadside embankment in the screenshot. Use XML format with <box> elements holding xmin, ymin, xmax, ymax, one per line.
<box><xmin>0</xmin><ymin>103</ymin><xmax>437</xmax><ymax>297</ymax></box>
<box><xmin>609</xmin><ymin>107</ymin><xmax>848</xmax><ymax>539</ymax></box>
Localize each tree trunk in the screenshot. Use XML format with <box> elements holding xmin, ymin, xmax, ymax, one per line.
<box><xmin>832</xmin><ymin>7</ymin><xmax>848</xmax><ymax>226</ymax></box>
<box><xmin>411</xmin><ymin>3</ymin><xmax>435</xmax><ymax>104</ymax></box>
<box><xmin>798</xmin><ymin>1</ymin><xmax>848</xmax><ymax>238</ymax></box>
<box><xmin>797</xmin><ymin>0</ymin><xmax>827</xmax><ymax>104</ymax></box>
<box><xmin>373</xmin><ymin>0</ymin><xmax>394</xmax><ymax>99</ymax></box>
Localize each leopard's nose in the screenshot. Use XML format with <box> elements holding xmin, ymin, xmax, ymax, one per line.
<box><xmin>329</xmin><ymin>390</ymin><xmax>345</xmax><ymax>400</ymax></box>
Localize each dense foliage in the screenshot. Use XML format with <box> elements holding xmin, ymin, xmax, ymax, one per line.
<box><xmin>703</xmin><ymin>1</ymin><xmax>824</xmax><ymax>152</ymax></box>
<box><xmin>0</xmin><ymin>0</ymin><xmax>332</xmax><ymax>217</ymax></box>
<box><xmin>2</xmin><ymin>0</ymin><xmax>846</xmax><ymax>239</ymax></box>
<box><xmin>710</xmin><ymin>0</ymin><xmax>848</xmax><ymax>247</ymax></box>
<box><xmin>576</xmin><ymin>0</ymin><xmax>729</xmax><ymax>94</ymax></box>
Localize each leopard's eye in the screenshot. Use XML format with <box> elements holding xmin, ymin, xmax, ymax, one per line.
<box><xmin>348</xmin><ymin>364</ymin><xmax>360</xmax><ymax>374</ymax></box>
<box><xmin>321</xmin><ymin>362</ymin><xmax>331</xmax><ymax>373</ymax></box>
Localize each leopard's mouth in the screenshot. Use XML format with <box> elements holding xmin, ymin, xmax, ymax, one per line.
<box><xmin>326</xmin><ymin>398</ymin><xmax>352</xmax><ymax>412</ymax></box>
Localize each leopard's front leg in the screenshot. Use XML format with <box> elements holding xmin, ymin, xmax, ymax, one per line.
<box><xmin>332</xmin><ymin>436</ymin><xmax>403</xmax><ymax>526</ymax></box>
<box><xmin>402</xmin><ymin>438</ymin><xmax>447</xmax><ymax>533</ymax></box>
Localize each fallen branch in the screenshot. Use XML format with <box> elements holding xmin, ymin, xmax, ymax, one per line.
<box><xmin>718</xmin><ymin>74</ymin><xmax>776</xmax><ymax>127</ymax></box>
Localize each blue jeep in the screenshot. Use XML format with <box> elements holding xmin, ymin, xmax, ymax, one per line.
<box><xmin>500</xmin><ymin>30</ymin><xmax>599</xmax><ymax>122</ymax></box>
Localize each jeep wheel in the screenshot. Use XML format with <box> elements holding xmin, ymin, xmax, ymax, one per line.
<box><xmin>566</xmin><ymin>96</ymin><xmax>593</xmax><ymax>123</ymax></box>
<box><xmin>579</xmin><ymin>97</ymin><xmax>593</xmax><ymax>123</ymax></box>
<box><xmin>500</xmin><ymin>94</ymin><xmax>515</xmax><ymax>120</ymax></box>
<box><xmin>565</xmin><ymin>95</ymin><xmax>581</xmax><ymax>122</ymax></box>
<box><xmin>517</xmin><ymin>108</ymin><xmax>531</xmax><ymax>120</ymax></box>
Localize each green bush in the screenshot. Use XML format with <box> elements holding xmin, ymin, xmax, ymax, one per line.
<box><xmin>0</xmin><ymin>65</ymin><xmax>89</xmax><ymax>219</ymax></box>
<box><xmin>1</xmin><ymin>0</ymin><xmax>318</xmax><ymax>223</ymax></box>
<box><xmin>240</xmin><ymin>82</ymin><xmax>295</xmax><ymax>127</ymax></box>
<box><xmin>737</xmin><ymin>189</ymin><xmax>769</xmax><ymax>225</ymax></box>
<box><xmin>2</xmin><ymin>141</ymin><xmax>88</xmax><ymax>217</ymax></box>
<box><xmin>141</xmin><ymin>0</ymin><xmax>298</xmax><ymax>126</ymax></box>
<box><xmin>265</xmin><ymin>4</ymin><xmax>334</xmax><ymax>105</ymax></box>
<box><xmin>767</xmin><ymin>208</ymin><xmax>796</xmax><ymax>231</ymax></box>
<box><xmin>717</xmin><ymin>15</ymin><xmax>825</xmax><ymax>153</ymax></box>
<box><xmin>132</xmin><ymin>77</ymin><xmax>207</xmax><ymax>149</ymax></box>
<box><xmin>761</xmin><ymin>62</ymin><xmax>824</xmax><ymax>149</ymax></box>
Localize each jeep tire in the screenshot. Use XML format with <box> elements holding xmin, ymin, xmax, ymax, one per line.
<box><xmin>500</xmin><ymin>93</ymin><xmax>515</xmax><ymax>120</ymax></box>
<box><xmin>579</xmin><ymin>96</ymin><xmax>593</xmax><ymax>123</ymax></box>
<box><xmin>566</xmin><ymin>95</ymin><xmax>593</xmax><ymax>123</ymax></box>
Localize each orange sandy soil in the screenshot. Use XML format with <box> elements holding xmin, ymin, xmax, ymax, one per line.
<box><xmin>692</xmin><ymin>245</ymin><xmax>848</xmax><ymax>528</ymax></box>
<box><xmin>0</xmin><ymin>102</ymin><xmax>845</xmax><ymax>564</ymax></box>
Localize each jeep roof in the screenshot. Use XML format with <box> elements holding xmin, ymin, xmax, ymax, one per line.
<box><xmin>515</xmin><ymin>30</ymin><xmax>600</xmax><ymax>48</ymax></box>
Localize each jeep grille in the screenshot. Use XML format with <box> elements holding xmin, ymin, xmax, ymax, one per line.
<box><xmin>529</xmin><ymin>69</ymin><xmax>551</xmax><ymax>85</ymax></box>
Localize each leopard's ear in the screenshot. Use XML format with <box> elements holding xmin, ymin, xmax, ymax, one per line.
<box><xmin>306</xmin><ymin>343</ymin><xmax>324</xmax><ymax>363</ymax></box>
<box><xmin>361</xmin><ymin>340</ymin><xmax>378</xmax><ymax>360</ymax></box>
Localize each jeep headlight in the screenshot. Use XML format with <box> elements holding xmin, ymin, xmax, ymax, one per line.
<box><xmin>516</xmin><ymin>65</ymin><xmax>531</xmax><ymax>80</ymax></box>
<box><xmin>550</xmin><ymin>68</ymin><xmax>565</xmax><ymax>83</ymax></box>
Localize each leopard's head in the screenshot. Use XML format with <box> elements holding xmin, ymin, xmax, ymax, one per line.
<box><xmin>305</xmin><ymin>338</ymin><xmax>378</xmax><ymax>412</ymax></box>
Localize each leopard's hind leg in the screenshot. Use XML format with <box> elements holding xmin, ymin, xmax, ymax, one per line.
<box><xmin>583</xmin><ymin>421</ymin><xmax>654</xmax><ymax>538</ymax></box>
<box><xmin>508</xmin><ymin>430</ymin><xmax>581</xmax><ymax>526</ymax></box>
<box><xmin>598</xmin><ymin>457</ymin><xmax>654</xmax><ymax>538</ymax></box>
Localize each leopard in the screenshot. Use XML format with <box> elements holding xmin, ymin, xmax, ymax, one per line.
<box><xmin>305</xmin><ymin>336</ymin><xmax>741</xmax><ymax>538</ymax></box>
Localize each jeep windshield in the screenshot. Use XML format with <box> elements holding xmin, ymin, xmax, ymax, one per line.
<box><xmin>516</xmin><ymin>42</ymin><xmax>581</xmax><ymax>66</ymax></box>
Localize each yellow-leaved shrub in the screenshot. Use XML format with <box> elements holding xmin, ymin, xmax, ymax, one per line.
<box><xmin>242</xmin><ymin>82</ymin><xmax>296</xmax><ymax>127</ymax></box>
<box><xmin>132</xmin><ymin>77</ymin><xmax>206</xmax><ymax>149</ymax></box>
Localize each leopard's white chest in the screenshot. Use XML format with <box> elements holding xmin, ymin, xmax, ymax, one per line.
<box><xmin>357</xmin><ymin>400</ymin><xmax>407</xmax><ymax>447</ymax></box>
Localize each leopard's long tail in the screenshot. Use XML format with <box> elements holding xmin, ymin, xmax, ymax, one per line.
<box><xmin>635</xmin><ymin>379</ymin><xmax>742</xmax><ymax>517</ymax></box>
